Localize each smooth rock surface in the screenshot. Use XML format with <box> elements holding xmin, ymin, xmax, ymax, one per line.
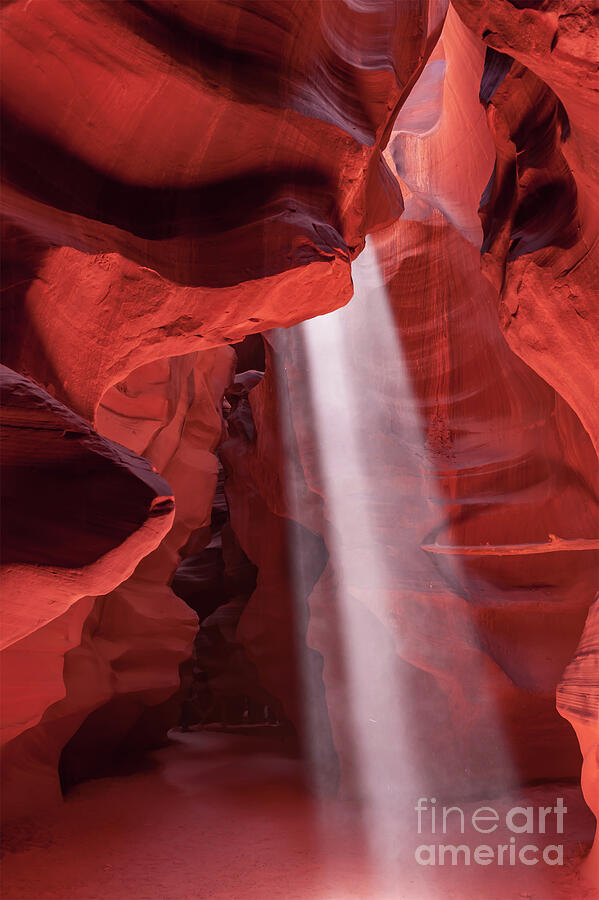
<box><xmin>1</xmin><ymin>0</ymin><xmax>446</xmax><ymax>421</ymax></box>
<box><xmin>1</xmin><ymin>349</ymin><xmax>233</xmax><ymax>818</ymax></box>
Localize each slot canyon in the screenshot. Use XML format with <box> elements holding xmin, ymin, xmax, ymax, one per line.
<box><xmin>0</xmin><ymin>1</ymin><xmax>598</xmax><ymax>898</ymax></box>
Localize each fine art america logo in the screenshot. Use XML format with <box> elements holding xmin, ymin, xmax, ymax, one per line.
<box><xmin>414</xmin><ymin>797</ymin><xmax>567</xmax><ymax>867</ymax></box>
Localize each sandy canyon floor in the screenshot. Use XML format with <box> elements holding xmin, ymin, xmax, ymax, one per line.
<box><xmin>2</xmin><ymin>730</ymin><xmax>597</xmax><ymax>900</ymax></box>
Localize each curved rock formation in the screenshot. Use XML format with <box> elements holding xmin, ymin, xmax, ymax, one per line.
<box><xmin>1</xmin><ymin>349</ymin><xmax>233</xmax><ymax>817</ymax></box>
<box><xmin>0</xmin><ymin>0</ymin><xmax>456</xmax><ymax>822</ymax></box>
<box><xmin>477</xmin><ymin>51</ymin><xmax>599</xmax><ymax>453</ymax></box>
<box><xmin>0</xmin><ymin>0</ymin><xmax>597</xmax><ymax>880</ymax></box>
<box><xmin>452</xmin><ymin>0</ymin><xmax>599</xmax><ymax>452</ymax></box>
<box><xmin>1</xmin><ymin>0</ymin><xmax>446</xmax><ymax>421</ymax></box>
<box><xmin>221</xmin><ymin>8</ymin><xmax>599</xmax><ymax>801</ymax></box>
<box><xmin>558</xmin><ymin>597</ymin><xmax>599</xmax><ymax>883</ymax></box>
<box><xmin>0</xmin><ymin>364</ymin><xmax>174</xmax><ymax>652</ymax></box>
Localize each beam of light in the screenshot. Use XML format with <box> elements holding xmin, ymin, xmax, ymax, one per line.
<box><xmin>298</xmin><ymin>238</ymin><xmax>432</xmax><ymax>896</ymax></box>
<box><xmin>268</xmin><ymin>233</ymin><xmax>516</xmax><ymax>899</ymax></box>
<box><xmin>264</xmin><ymin>17</ymin><xmax>518</xmax><ymax>894</ymax></box>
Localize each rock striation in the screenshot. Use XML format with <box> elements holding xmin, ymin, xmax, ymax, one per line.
<box><xmin>1</xmin><ymin>349</ymin><xmax>233</xmax><ymax>817</ymax></box>
<box><xmin>1</xmin><ymin>0</ymin><xmax>446</xmax><ymax>421</ymax></box>
<box><xmin>221</xmin><ymin>7</ymin><xmax>599</xmax><ymax>801</ymax></box>
<box><xmin>453</xmin><ymin>0</ymin><xmax>599</xmax><ymax>450</ymax></box>
<box><xmin>0</xmin><ymin>0</ymin><xmax>597</xmax><ymax>868</ymax></box>
<box><xmin>0</xmin><ymin>0</ymin><xmax>451</xmax><ymax>819</ymax></box>
<box><xmin>558</xmin><ymin>597</ymin><xmax>599</xmax><ymax>882</ymax></box>
<box><xmin>0</xmin><ymin>364</ymin><xmax>174</xmax><ymax>654</ymax></box>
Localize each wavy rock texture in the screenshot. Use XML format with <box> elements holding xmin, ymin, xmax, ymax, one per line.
<box><xmin>1</xmin><ymin>349</ymin><xmax>233</xmax><ymax>818</ymax></box>
<box><xmin>452</xmin><ymin>0</ymin><xmax>599</xmax><ymax>452</ymax></box>
<box><xmin>222</xmin><ymin>8</ymin><xmax>599</xmax><ymax>799</ymax></box>
<box><xmin>0</xmin><ymin>0</ymin><xmax>449</xmax><ymax>820</ymax></box>
<box><xmin>0</xmin><ymin>0</ymin><xmax>597</xmax><ymax>868</ymax></box>
<box><xmin>0</xmin><ymin>365</ymin><xmax>175</xmax><ymax>651</ymax></box>
<box><xmin>557</xmin><ymin>597</ymin><xmax>599</xmax><ymax>881</ymax></box>
<box><xmin>1</xmin><ymin>0</ymin><xmax>446</xmax><ymax>421</ymax></box>
<box><xmin>0</xmin><ymin>365</ymin><xmax>174</xmax><ymax>750</ymax></box>
<box><xmin>452</xmin><ymin>0</ymin><xmax>599</xmax><ymax>240</ymax></box>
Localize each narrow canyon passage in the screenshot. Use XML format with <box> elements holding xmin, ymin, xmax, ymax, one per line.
<box><xmin>1</xmin><ymin>730</ymin><xmax>596</xmax><ymax>900</ymax></box>
<box><xmin>1</xmin><ymin>1</ymin><xmax>598</xmax><ymax>899</ymax></box>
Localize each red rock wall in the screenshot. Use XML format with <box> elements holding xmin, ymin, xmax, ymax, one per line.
<box><xmin>0</xmin><ymin>365</ymin><xmax>175</xmax><ymax>652</ymax></box>
<box><xmin>1</xmin><ymin>0</ymin><xmax>446</xmax><ymax>421</ymax></box>
<box><xmin>558</xmin><ymin>597</ymin><xmax>599</xmax><ymax>882</ymax></box>
<box><xmin>1</xmin><ymin>349</ymin><xmax>233</xmax><ymax>818</ymax></box>
<box><xmin>222</xmin><ymin>7</ymin><xmax>599</xmax><ymax>800</ymax></box>
<box><xmin>0</xmin><ymin>0</ymin><xmax>597</xmax><ymax>853</ymax></box>
<box><xmin>0</xmin><ymin>0</ymin><xmax>451</xmax><ymax>819</ymax></box>
<box><xmin>0</xmin><ymin>364</ymin><xmax>175</xmax><ymax>764</ymax></box>
<box><xmin>452</xmin><ymin>0</ymin><xmax>599</xmax><ymax>450</ymax></box>
<box><xmin>0</xmin><ymin>0</ymin><xmax>449</xmax><ymax>819</ymax></box>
